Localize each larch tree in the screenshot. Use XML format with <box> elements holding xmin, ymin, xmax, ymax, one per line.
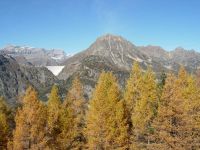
<box><xmin>12</xmin><ymin>86</ymin><xmax>48</xmax><ymax>150</ymax></box>
<box><xmin>151</xmin><ymin>70</ymin><xmax>194</xmax><ymax>150</ymax></box>
<box><xmin>124</xmin><ymin>62</ymin><xmax>143</xmax><ymax>118</ymax></box>
<box><xmin>58</xmin><ymin>77</ymin><xmax>86</xmax><ymax>149</ymax></box>
<box><xmin>47</xmin><ymin>84</ymin><xmax>62</xmax><ymax>149</ymax></box>
<box><xmin>180</xmin><ymin>69</ymin><xmax>200</xmax><ymax>149</ymax></box>
<box><xmin>0</xmin><ymin>97</ymin><xmax>10</xmax><ymax>149</ymax></box>
<box><xmin>186</xmin><ymin>75</ymin><xmax>200</xmax><ymax>149</ymax></box>
<box><xmin>58</xmin><ymin>98</ymin><xmax>75</xmax><ymax>150</ymax></box>
<box><xmin>132</xmin><ymin>67</ymin><xmax>158</xmax><ymax>149</ymax></box>
<box><xmin>86</xmin><ymin>72</ymin><xmax>129</xmax><ymax>149</ymax></box>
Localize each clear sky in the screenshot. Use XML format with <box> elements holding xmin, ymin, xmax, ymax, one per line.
<box><xmin>0</xmin><ymin>0</ymin><xmax>200</xmax><ymax>53</ymax></box>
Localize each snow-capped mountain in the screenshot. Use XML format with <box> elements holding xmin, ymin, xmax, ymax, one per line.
<box><xmin>0</xmin><ymin>45</ymin><xmax>70</xmax><ymax>66</ymax></box>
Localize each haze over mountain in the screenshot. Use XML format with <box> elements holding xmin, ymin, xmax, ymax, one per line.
<box><xmin>1</xmin><ymin>34</ymin><xmax>200</xmax><ymax>105</ymax></box>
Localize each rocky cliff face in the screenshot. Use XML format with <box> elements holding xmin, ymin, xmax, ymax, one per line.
<box><xmin>0</xmin><ymin>55</ymin><xmax>59</xmax><ymax>105</ymax></box>
<box><xmin>0</xmin><ymin>55</ymin><xmax>28</xmax><ymax>105</ymax></box>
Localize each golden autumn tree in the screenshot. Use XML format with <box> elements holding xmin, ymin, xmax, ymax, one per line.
<box><xmin>124</xmin><ymin>63</ymin><xmax>158</xmax><ymax>148</ymax></box>
<box><xmin>58</xmin><ymin>100</ymin><xmax>75</xmax><ymax>149</ymax></box>
<box><xmin>150</xmin><ymin>69</ymin><xmax>194</xmax><ymax>150</ymax></box>
<box><xmin>58</xmin><ymin>77</ymin><xmax>86</xmax><ymax>149</ymax></box>
<box><xmin>132</xmin><ymin>67</ymin><xmax>158</xmax><ymax>148</ymax></box>
<box><xmin>186</xmin><ymin>75</ymin><xmax>200</xmax><ymax>149</ymax></box>
<box><xmin>123</xmin><ymin>62</ymin><xmax>144</xmax><ymax>148</ymax></box>
<box><xmin>12</xmin><ymin>86</ymin><xmax>48</xmax><ymax>150</ymax></box>
<box><xmin>86</xmin><ymin>72</ymin><xmax>129</xmax><ymax>149</ymax></box>
<box><xmin>0</xmin><ymin>97</ymin><xmax>10</xmax><ymax>149</ymax></box>
<box><xmin>47</xmin><ymin>84</ymin><xmax>62</xmax><ymax>149</ymax></box>
<box><xmin>179</xmin><ymin>68</ymin><xmax>200</xmax><ymax>149</ymax></box>
<box><xmin>124</xmin><ymin>62</ymin><xmax>143</xmax><ymax>119</ymax></box>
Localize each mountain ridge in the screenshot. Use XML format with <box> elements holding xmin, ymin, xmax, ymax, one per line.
<box><xmin>0</xmin><ymin>45</ymin><xmax>70</xmax><ymax>66</ymax></box>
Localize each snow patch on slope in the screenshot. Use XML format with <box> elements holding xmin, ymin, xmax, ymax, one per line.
<box><xmin>135</xmin><ymin>57</ymin><xmax>143</xmax><ymax>62</ymax></box>
<box><xmin>164</xmin><ymin>65</ymin><xmax>172</xmax><ymax>70</ymax></box>
<box><xmin>127</xmin><ymin>54</ymin><xmax>144</xmax><ymax>62</ymax></box>
<box><xmin>46</xmin><ymin>66</ymin><xmax>65</xmax><ymax>76</ymax></box>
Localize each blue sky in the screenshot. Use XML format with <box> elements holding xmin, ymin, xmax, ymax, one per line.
<box><xmin>0</xmin><ymin>0</ymin><xmax>200</xmax><ymax>53</ymax></box>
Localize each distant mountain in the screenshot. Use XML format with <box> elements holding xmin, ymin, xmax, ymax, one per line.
<box><xmin>0</xmin><ymin>45</ymin><xmax>70</xmax><ymax>66</ymax></box>
<box><xmin>139</xmin><ymin>46</ymin><xmax>200</xmax><ymax>72</ymax></box>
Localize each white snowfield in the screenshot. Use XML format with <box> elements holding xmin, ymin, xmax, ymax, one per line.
<box><xmin>46</xmin><ymin>66</ymin><xmax>65</xmax><ymax>76</ymax></box>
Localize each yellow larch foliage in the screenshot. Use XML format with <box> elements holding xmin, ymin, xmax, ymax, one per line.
<box><xmin>47</xmin><ymin>84</ymin><xmax>62</xmax><ymax>149</ymax></box>
<box><xmin>0</xmin><ymin>97</ymin><xmax>9</xmax><ymax>150</ymax></box>
<box><xmin>132</xmin><ymin>67</ymin><xmax>158</xmax><ymax>148</ymax></box>
<box><xmin>151</xmin><ymin>69</ymin><xmax>194</xmax><ymax>150</ymax></box>
<box><xmin>86</xmin><ymin>72</ymin><xmax>129</xmax><ymax>149</ymax></box>
<box><xmin>58</xmin><ymin>77</ymin><xmax>86</xmax><ymax>149</ymax></box>
<box><xmin>12</xmin><ymin>86</ymin><xmax>48</xmax><ymax>150</ymax></box>
<box><xmin>124</xmin><ymin>62</ymin><xmax>143</xmax><ymax>115</ymax></box>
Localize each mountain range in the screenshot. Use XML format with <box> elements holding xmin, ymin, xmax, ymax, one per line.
<box><xmin>59</xmin><ymin>34</ymin><xmax>200</xmax><ymax>81</ymax></box>
<box><xmin>1</xmin><ymin>34</ymin><xmax>200</xmax><ymax>105</ymax></box>
<box><xmin>0</xmin><ymin>45</ymin><xmax>70</xmax><ymax>66</ymax></box>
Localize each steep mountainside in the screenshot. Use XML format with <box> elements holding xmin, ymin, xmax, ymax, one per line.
<box><xmin>0</xmin><ymin>55</ymin><xmax>60</xmax><ymax>105</ymax></box>
<box><xmin>0</xmin><ymin>55</ymin><xmax>28</xmax><ymax>105</ymax></box>
<box><xmin>0</xmin><ymin>45</ymin><xmax>69</xmax><ymax>66</ymax></box>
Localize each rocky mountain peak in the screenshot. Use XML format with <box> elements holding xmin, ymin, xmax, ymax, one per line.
<box><xmin>59</xmin><ymin>34</ymin><xmax>152</xmax><ymax>80</ymax></box>
<box><xmin>87</xmin><ymin>34</ymin><xmax>137</xmax><ymax>55</ymax></box>
<box><xmin>96</xmin><ymin>34</ymin><xmax>129</xmax><ymax>43</ymax></box>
